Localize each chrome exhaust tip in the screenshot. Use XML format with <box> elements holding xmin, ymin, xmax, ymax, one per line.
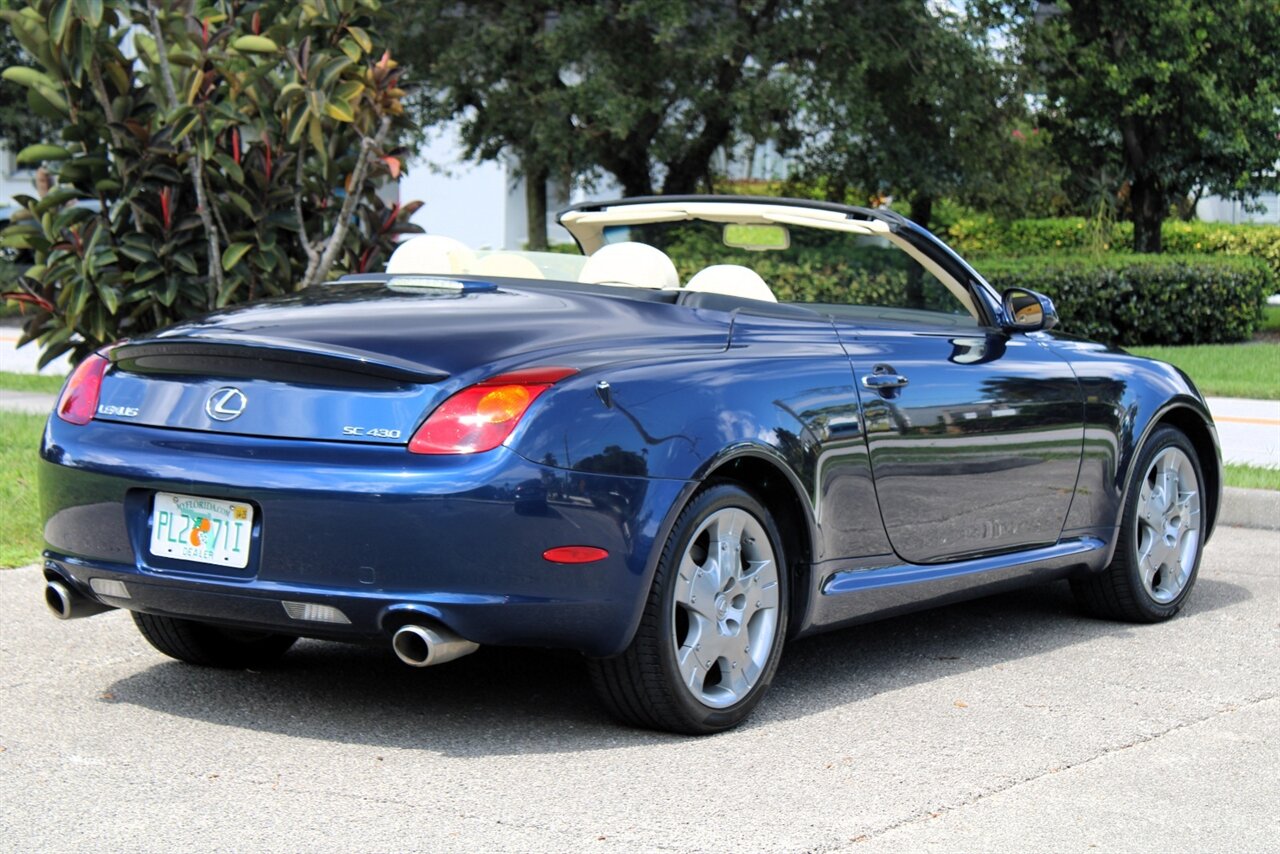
<box><xmin>45</xmin><ymin>580</ymin><xmax>73</xmax><ymax>619</ymax></box>
<box><xmin>45</xmin><ymin>580</ymin><xmax>112</xmax><ymax>620</ymax></box>
<box><xmin>392</xmin><ymin>623</ymin><xmax>479</xmax><ymax>667</ymax></box>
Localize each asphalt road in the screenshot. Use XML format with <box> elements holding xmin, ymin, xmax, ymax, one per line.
<box><xmin>1</xmin><ymin>528</ymin><xmax>1277</xmax><ymax>853</ymax></box>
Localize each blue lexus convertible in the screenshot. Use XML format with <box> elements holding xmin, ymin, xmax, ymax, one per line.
<box><xmin>39</xmin><ymin>197</ymin><xmax>1219</xmax><ymax>733</ymax></box>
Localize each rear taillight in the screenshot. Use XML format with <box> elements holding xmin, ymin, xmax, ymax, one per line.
<box><xmin>409</xmin><ymin>367</ymin><xmax>577</xmax><ymax>454</ymax></box>
<box><xmin>56</xmin><ymin>351</ymin><xmax>113</xmax><ymax>425</ymax></box>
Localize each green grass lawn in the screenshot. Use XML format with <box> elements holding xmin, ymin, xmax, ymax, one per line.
<box><xmin>1224</xmin><ymin>463</ymin><xmax>1280</xmax><ymax>492</ymax></box>
<box><xmin>1127</xmin><ymin>342</ymin><xmax>1280</xmax><ymax>400</ymax></box>
<box><xmin>0</xmin><ymin>411</ymin><xmax>45</xmax><ymax>568</ymax></box>
<box><xmin>0</xmin><ymin>371</ymin><xmax>66</xmax><ymax>395</ymax></box>
<box><xmin>1262</xmin><ymin>304</ymin><xmax>1280</xmax><ymax>334</ymax></box>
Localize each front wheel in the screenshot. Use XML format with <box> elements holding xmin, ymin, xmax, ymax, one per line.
<box><xmin>1072</xmin><ymin>425</ymin><xmax>1206</xmax><ymax>622</ymax></box>
<box><xmin>132</xmin><ymin>612</ymin><xmax>297</xmax><ymax>668</ymax></box>
<box><xmin>589</xmin><ymin>484</ymin><xmax>788</xmax><ymax>734</ymax></box>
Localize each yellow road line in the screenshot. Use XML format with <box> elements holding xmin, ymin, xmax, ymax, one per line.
<box><xmin>1214</xmin><ymin>415</ymin><xmax>1280</xmax><ymax>427</ymax></box>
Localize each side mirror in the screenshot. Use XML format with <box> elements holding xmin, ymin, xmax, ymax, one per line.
<box><xmin>1001</xmin><ymin>287</ymin><xmax>1058</xmax><ymax>332</ymax></box>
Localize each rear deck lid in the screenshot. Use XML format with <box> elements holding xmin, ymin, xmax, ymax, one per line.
<box><xmin>89</xmin><ymin>279</ymin><xmax>730</xmax><ymax>444</ymax></box>
<box><xmin>95</xmin><ymin>336</ymin><xmax>447</xmax><ymax>445</ymax></box>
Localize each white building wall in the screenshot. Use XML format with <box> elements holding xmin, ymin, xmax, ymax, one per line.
<box><xmin>1195</xmin><ymin>193</ymin><xmax>1279</xmax><ymax>225</ymax></box>
<box><xmin>398</xmin><ymin>129</ymin><xmax>621</xmax><ymax>252</ymax></box>
<box><xmin>0</xmin><ymin>143</ymin><xmax>39</xmax><ymax>210</ymax></box>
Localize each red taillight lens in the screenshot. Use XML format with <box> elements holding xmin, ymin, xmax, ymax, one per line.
<box><xmin>408</xmin><ymin>367</ymin><xmax>577</xmax><ymax>454</ymax></box>
<box><xmin>56</xmin><ymin>351</ymin><xmax>113</xmax><ymax>425</ymax></box>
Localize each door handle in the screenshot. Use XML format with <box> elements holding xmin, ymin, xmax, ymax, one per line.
<box><xmin>862</xmin><ymin>369</ymin><xmax>909</xmax><ymax>390</ymax></box>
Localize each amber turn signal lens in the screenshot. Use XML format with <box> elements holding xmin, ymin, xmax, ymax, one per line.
<box><xmin>476</xmin><ymin>385</ymin><xmax>532</xmax><ymax>424</ymax></box>
<box><xmin>408</xmin><ymin>367</ymin><xmax>578</xmax><ymax>454</ymax></box>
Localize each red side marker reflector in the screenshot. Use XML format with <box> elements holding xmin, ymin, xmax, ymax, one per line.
<box><xmin>542</xmin><ymin>546</ymin><xmax>609</xmax><ymax>564</ymax></box>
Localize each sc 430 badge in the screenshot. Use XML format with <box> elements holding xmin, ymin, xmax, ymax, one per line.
<box><xmin>342</xmin><ymin>426</ymin><xmax>402</xmax><ymax>439</ymax></box>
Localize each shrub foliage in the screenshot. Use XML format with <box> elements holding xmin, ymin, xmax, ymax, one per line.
<box><xmin>0</xmin><ymin>0</ymin><xmax>420</xmax><ymax>366</ymax></box>
<box><xmin>943</xmin><ymin>216</ymin><xmax>1280</xmax><ymax>278</ymax></box>
<box><xmin>978</xmin><ymin>254</ymin><xmax>1271</xmax><ymax>346</ymax></box>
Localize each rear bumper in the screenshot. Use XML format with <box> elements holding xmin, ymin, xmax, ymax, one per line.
<box><xmin>39</xmin><ymin>418</ymin><xmax>690</xmax><ymax>656</ymax></box>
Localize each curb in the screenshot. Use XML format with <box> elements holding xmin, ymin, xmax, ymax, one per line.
<box><xmin>1219</xmin><ymin>486</ymin><xmax>1280</xmax><ymax>531</ymax></box>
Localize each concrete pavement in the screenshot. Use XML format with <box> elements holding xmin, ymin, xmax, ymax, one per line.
<box><xmin>0</xmin><ymin>527</ymin><xmax>1276</xmax><ymax>852</ymax></box>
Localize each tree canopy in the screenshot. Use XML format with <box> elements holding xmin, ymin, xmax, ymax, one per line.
<box><xmin>1020</xmin><ymin>0</ymin><xmax>1280</xmax><ymax>252</ymax></box>
<box><xmin>791</xmin><ymin>0</ymin><xmax>1020</xmax><ymax>232</ymax></box>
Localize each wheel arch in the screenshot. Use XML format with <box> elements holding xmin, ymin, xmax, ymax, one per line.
<box><xmin>1154</xmin><ymin>405</ymin><xmax>1221</xmax><ymax>538</ymax></box>
<box><xmin>1119</xmin><ymin>401</ymin><xmax>1221</xmax><ymax>540</ymax></box>
<box><xmin>700</xmin><ymin>447</ymin><xmax>818</xmax><ymax>638</ymax></box>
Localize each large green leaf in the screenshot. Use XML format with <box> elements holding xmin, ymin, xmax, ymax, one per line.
<box><xmin>1</xmin><ymin>66</ymin><xmax>58</xmax><ymax>89</ymax></box>
<box><xmin>323</xmin><ymin>98</ymin><xmax>354</xmax><ymax>122</ymax></box>
<box><xmin>232</xmin><ymin>35</ymin><xmax>280</xmax><ymax>54</ymax></box>
<box><xmin>171</xmin><ymin>253</ymin><xmax>199</xmax><ymax>275</ymax></box>
<box><xmin>16</xmin><ymin>144</ymin><xmax>73</xmax><ymax>165</ymax></box>
<box><xmin>285</xmin><ymin>105</ymin><xmax>311</xmax><ymax>145</ymax></box>
<box><xmin>77</xmin><ymin>0</ymin><xmax>104</xmax><ymax>28</ymax></box>
<box><xmin>96</xmin><ymin>283</ymin><xmax>120</xmax><ymax>315</ymax></box>
<box><xmin>346</xmin><ymin>25</ymin><xmax>372</xmax><ymax>53</ymax></box>
<box><xmin>48</xmin><ymin>0</ymin><xmax>73</xmax><ymax>47</ymax></box>
<box><xmin>27</xmin><ymin>87</ymin><xmax>68</xmax><ymax>120</ymax></box>
<box><xmin>221</xmin><ymin>242</ymin><xmax>252</xmax><ymax>271</ymax></box>
<box><xmin>212</xmin><ymin>151</ymin><xmax>244</xmax><ymax>184</ymax></box>
<box><xmin>338</xmin><ymin>37</ymin><xmax>361</xmax><ymax>63</ymax></box>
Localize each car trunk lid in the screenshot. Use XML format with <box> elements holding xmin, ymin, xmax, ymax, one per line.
<box><xmin>90</xmin><ymin>279</ymin><xmax>729</xmax><ymax>445</ymax></box>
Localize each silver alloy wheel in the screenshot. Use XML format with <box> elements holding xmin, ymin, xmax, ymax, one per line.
<box><xmin>671</xmin><ymin>507</ymin><xmax>780</xmax><ymax>709</ymax></box>
<box><xmin>1134</xmin><ymin>446</ymin><xmax>1201</xmax><ymax>605</ymax></box>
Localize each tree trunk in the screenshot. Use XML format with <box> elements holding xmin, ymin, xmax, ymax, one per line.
<box><xmin>1129</xmin><ymin>175</ymin><xmax>1165</xmax><ymax>253</ymax></box>
<box><xmin>908</xmin><ymin>192</ymin><xmax>934</xmax><ymax>233</ymax></box>
<box><xmin>525</xmin><ymin>163</ymin><xmax>549</xmax><ymax>251</ymax></box>
<box><xmin>613</xmin><ymin>170</ymin><xmax>654</xmax><ymax>198</ymax></box>
<box><xmin>903</xmin><ymin>193</ymin><xmax>934</xmax><ymax>309</ymax></box>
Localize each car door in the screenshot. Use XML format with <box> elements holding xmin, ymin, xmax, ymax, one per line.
<box><xmin>836</xmin><ymin>320</ymin><xmax>1084</xmax><ymax>564</ymax></box>
<box><xmin>810</xmin><ymin>232</ymin><xmax>1083</xmax><ymax>565</ymax></box>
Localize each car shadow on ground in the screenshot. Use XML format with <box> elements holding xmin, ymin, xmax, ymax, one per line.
<box><xmin>103</xmin><ymin>577</ymin><xmax>1251</xmax><ymax>756</ymax></box>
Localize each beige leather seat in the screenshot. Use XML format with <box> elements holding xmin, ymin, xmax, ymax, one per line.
<box><xmin>470</xmin><ymin>253</ymin><xmax>545</xmax><ymax>279</ymax></box>
<box><xmin>683</xmin><ymin>264</ymin><xmax>777</xmax><ymax>302</ymax></box>
<box><xmin>578</xmin><ymin>242</ymin><xmax>680</xmax><ymax>290</ymax></box>
<box><xmin>386</xmin><ymin>235</ymin><xmax>475</xmax><ymax>275</ymax></box>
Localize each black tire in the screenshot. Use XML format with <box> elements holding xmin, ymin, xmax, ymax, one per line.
<box><xmin>132</xmin><ymin>612</ymin><xmax>297</xmax><ymax>668</ymax></box>
<box><xmin>589</xmin><ymin>483</ymin><xmax>789</xmax><ymax>734</ymax></box>
<box><xmin>1071</xmin><ymin>425</ymin><xmax>1206</xmax><ymax>622</ymax></box>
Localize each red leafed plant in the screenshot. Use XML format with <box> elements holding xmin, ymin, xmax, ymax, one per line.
<box><xmin>0</xmin><ymin>0</ymin><xmax>422</xmax><ymax>368</ymax></box>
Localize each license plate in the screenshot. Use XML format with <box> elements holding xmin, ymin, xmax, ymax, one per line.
<box><xmin>149</xmin><ymin>491</ymin><xmax>254</xmax><ymax>569</ymax></box>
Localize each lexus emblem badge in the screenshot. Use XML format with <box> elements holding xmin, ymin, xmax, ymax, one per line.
<box><xmin>205</xmin><ymin>387</ymin><xmax>247</xmax><ymax>422</ymax></box>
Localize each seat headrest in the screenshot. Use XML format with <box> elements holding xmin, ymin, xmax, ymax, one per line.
<box><xmin>684</xmin><ymin>265</ymin><xmax>777</xmax><ymax>302</ymax></box>
<box><xmin>578</xmin><ymin>242</ymin><xmax>680</xmax><ymax>290</ymax></box>
<box><xmin>470</xmin><ymin>253</ymin><xmax>545</xmax><ymax>279</ymax></box>
<box><xmin>386</xmin><ymin>235</ymin><xmax>476</xmax><ymax>275</ymax></box>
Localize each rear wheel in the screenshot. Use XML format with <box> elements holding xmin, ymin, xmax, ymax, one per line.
<box><xmin>1072</xmin><ymin>425</ymin><xmax>1205</xmax><ymax>622</ymax></box>
<box><xmin>589</xmin><ymin>484</ymin><xmax>788</xmax><ymax>734</ymax></box>
<box><xmin>132</xmin><ymin>612</ymin><xmax>297</xmax><ymax>668</ymax></box>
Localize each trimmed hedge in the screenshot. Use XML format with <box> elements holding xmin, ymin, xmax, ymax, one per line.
<box><xmin>943</xmin><ymin>216</ymin><xmax>1280</xmax><ymax>279</ymax></box>
<box><xmin>978</xmin><ymin>254</ymin><xmax>1272</xmax><ymax>346</ymax></box>
<box><xmin>636</xmin><ymin>222</ymin><xmax>1273</xmax><ymax>346</ymax></box>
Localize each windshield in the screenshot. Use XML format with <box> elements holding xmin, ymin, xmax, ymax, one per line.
<box><xmin>388</xmin><ymin>202</ymin><xmax>980</xmax><ymax>324</ymax></box>
<box><xmin>601</xmin><ymin>220</ymin><xmax>973</xmax><ymax>318</ymax></box>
